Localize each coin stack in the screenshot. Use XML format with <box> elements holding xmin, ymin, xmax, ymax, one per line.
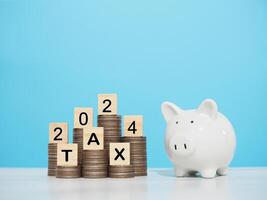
<box><xmin>73</xmin><ymin>128</ymin><xmax>83</xmax><ymax>166</ymax></box>
<box><xmin>97</xmin><ymin>115</ymin><xmax>121</xmax><ymax>150</ymax></box>
<box><xmin>121</xmin><ymin>136</ymin><xmax>147</xmax><ymax>176</ymax></box>
<box><xmin>48</xmin><ymin>143</ymin><xmax>57</xmax><ymax>176</ymax></box>
<box><xmin>56</xmin><ymin>166</ymin><xmax>81</xmax><ymax>178</ymax></box>
<box><xmin>109</xmin><ymin>165</ymin><xmax>135</xmax><ymax>178</ymax></box>
<box><xmin>82</xmin><ymin>150</ymin><xmax>108</xmax><ymax>178</ymax></box>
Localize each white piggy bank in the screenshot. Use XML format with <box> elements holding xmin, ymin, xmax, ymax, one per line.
<box><xmin>161</xmin><ymin>99</ymin><xmax>236</xmax><ymax>178</ymax></box>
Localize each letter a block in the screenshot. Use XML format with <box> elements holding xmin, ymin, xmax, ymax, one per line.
<box><xmin>83</xmin><ymin>127</ymin><xmax>104</xmax><ymax>150</ymax></box>
<box><xmin>57</xmin><ymin>144</ymin><xmax>78</xmax><ymax>166</ymax></box>
<box><xmin>109</xmin><ymin>143</ymin><xmax>130</xmax><ymax>166</ymax></box>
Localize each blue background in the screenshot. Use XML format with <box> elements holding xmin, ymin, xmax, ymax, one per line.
<box><xmin>0</xmin><ymin>0</ymin><xmax>266</xmax><ymax>167</ymax></box>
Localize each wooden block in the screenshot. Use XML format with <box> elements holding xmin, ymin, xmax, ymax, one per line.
<box><xmin>98</xmin><ymin>93</ymin><xmax>117</xmax><ymax>115</ymax></box>
<box><xmin>109</xmin><ymin>143</ymin><xmax>130</xmax><ymax>165</ymax></box>
<box><xmin>83</xmin><ymin>127</ymin><xmax>104</xmax><ymax>150</ymax></box>
<box><xmin>124</xmin><ymin>115</ymin><xmax>143</xmax><ymax>137</ymax></box>
<box><xmin>57</xmin><ymin>144</ymin><xmax>78</xmax><ymax>166</ymax></box>
<box><xmin>49</xmin><ymin>122</ymin><xmax>68</xmax><ymax>143</ymax></box>
<box><xmin>74</xmin><ymin>107</ymin><xmax>93</xmax><ymax>128</ymax></box>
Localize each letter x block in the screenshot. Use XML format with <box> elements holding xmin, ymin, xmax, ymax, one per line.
<box><xmin>109</xmin><ymin>143</ymin><xmax>130</xmax><ymax>166</ymax></box>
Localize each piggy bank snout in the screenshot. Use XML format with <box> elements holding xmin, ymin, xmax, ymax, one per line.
<box><xmin>168</xmin><ymin>135</ymin><xmax>195</xmax><ymax>156</ymax></box>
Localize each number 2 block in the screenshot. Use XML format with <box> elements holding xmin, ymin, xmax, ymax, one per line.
<box><xmin>98</xmin><ymin>94</ymin><xmax>117</xmax><ymax>115</ymax></box>
<box><xmin>124</xmin><ymin>115</ymin><xmax>143</xmax><ymax>137</ymax></box>
<box><xmin>74</xmin><ymin>107</ymin><xmax>93</xmax><ymax>128</ymax></box>
<box><xmin>49</xmin><ymin>122</ymin><xmax>68</xmax><ymax>143</ymax></box>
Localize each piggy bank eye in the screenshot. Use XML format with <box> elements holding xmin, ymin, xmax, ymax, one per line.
<box><xmin>176</xmin><ymin>121</ymin><xmax>178</xmax><ymax>124</ymax></box>
<box><xmin>190</xmin><ymin>120</ymin><xmax>194</xmax><ymax>123</ymax></box>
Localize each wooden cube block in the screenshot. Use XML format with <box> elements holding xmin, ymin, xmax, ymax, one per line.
<box><xmin>124</xmin><ymin>115</ymin><xmax>143</xmax><ymax>137</ymax></box>
<box><xmin>109</xmin><ymin>143</ymin><xmax>130</xmax><ymax>165</ymax></box>
<box><xmin>98</xmin><ymin>93</ymin><xmax>117</xmax><ymax>115</ymax></box>
<box><xmin>49</xmin><ymin>122</ymin><xmax>68</xmax><ymax>143</ymax></box>
<box><xmin>57</xmin><ymin>144</ymin><xmax>78</xmax><ymax>166</ymax></box>
<box><xmin>83</xmin><ymin>127</ymin><xmax>104</xmax><ymax>150</ymax></box>
<box><xmin>74</xmin><ymin>107</ymin><xmax>93</xmax><ymax>128</ymax></box>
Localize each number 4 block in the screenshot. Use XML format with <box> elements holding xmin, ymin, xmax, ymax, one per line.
<box><xmin>124</xmin><ymin>115</ymin><xmax>143</xmax><ymax>137</ymax></box>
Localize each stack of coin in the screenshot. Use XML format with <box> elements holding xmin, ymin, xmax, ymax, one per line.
<box><xmin>56</xmin><ymin>166</ymin><xmax>81</xmax><ymax>178</ymax></box>
<box><xmin>48</xmin><ymin>143</ymin><xmax>57</xmax><ymax>176</ymax></box>
<box><xmin>97</xmin><ymin>115</ymin><xmax>121</xmax><ymax>150</ymax></box>
<box><xmin>82</xmin><ymin>150</ymin><xmax>108</xmax><ymax>178</ymax></box>
<box><xmin>121</xmin><ymin>136</ymin><xmax>147</xmax><ymax>176</ymax></box>
<box><xmin>73</xmin><ymin>128</ymin><xmax>83</xmax><ymax>166</ymax></box>
<box><xmin>109</xmin><ymin>165</ymin><xmax>135</xmax><ymax>178</ymax></box>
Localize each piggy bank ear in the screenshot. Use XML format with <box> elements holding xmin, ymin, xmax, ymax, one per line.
<box><xmin>197</xmin><ymin>99</ymin><xmax>218</xmax><ymax>119</ymax></box>
<box><xmin>161</xmin><ymin>102</ymin><xmax>182</xmax><ymax>122</ymax></box>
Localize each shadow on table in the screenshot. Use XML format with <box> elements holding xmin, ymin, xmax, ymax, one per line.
<box><xmin>153</xmin><ymin>169</ymin><xmax>208</xmax><ymax>178</ymax></box>
<box><xmin>152</xmin><ymin>169</ymin><xmax>175</xmax><ymax>177</ymax></box>
<box><xmin>151</xmin><ymin>169</ymin><xmax>234</xmax><ymax>199</ymax></box>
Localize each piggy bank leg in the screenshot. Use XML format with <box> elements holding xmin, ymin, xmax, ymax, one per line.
<box><xmin>174</xmin><ymin>168</ymin><xmax>188</xmax><ymax>177</ymax></box>
<box><xmin>200</xmin><ymin>169</ymin><xmax>216</xmax><ymax>179</ymax></box>
<box><xmin>217</xmin><ymin>167</ymin><xmax>228</xmax><ymax>176</ymax></box>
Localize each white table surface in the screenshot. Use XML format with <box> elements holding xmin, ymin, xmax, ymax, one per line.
<box><xmin>0</xmin><ymin>168</ymin><xmax>266</xmax><ymax>200</ymax></box>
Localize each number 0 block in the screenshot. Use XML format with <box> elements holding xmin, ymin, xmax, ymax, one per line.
<box><xmin>49</xmin><ymin>122</ymin><xmax>68</xmax><ymax>143</ymax></box>
<box><xmin>109</xmin><ymin>143</ymin><xmax>130</xmax><ymax>166</ymax></box>
<box><xmin>57</xmin><ymin>144</ymin><xmax>78</xmax><ymax>166</ymax></box>
<box><xmin>74</xmin><ymin>107</ymin><xmax>93</xmax><ymax>128</ymax></box>
<box><xmin>124</xmin><ymin>115</ymin><xmax>143</xmax><ymax>137</ymax></box>
<box><xmin>98</xmin><ymin>94</ymin><xmax>117</xmax><ymax>115</ymax></box>
<box><xmin>83</xmin><ymin>127</ymin><xmax>104</xmax><ymax>150</ymax></box>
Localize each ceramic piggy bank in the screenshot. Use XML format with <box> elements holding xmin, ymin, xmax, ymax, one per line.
<box><xmin>161</xmin><ymin>99</ymin><xmax>236</xmax><ymax>178</ymax></box>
